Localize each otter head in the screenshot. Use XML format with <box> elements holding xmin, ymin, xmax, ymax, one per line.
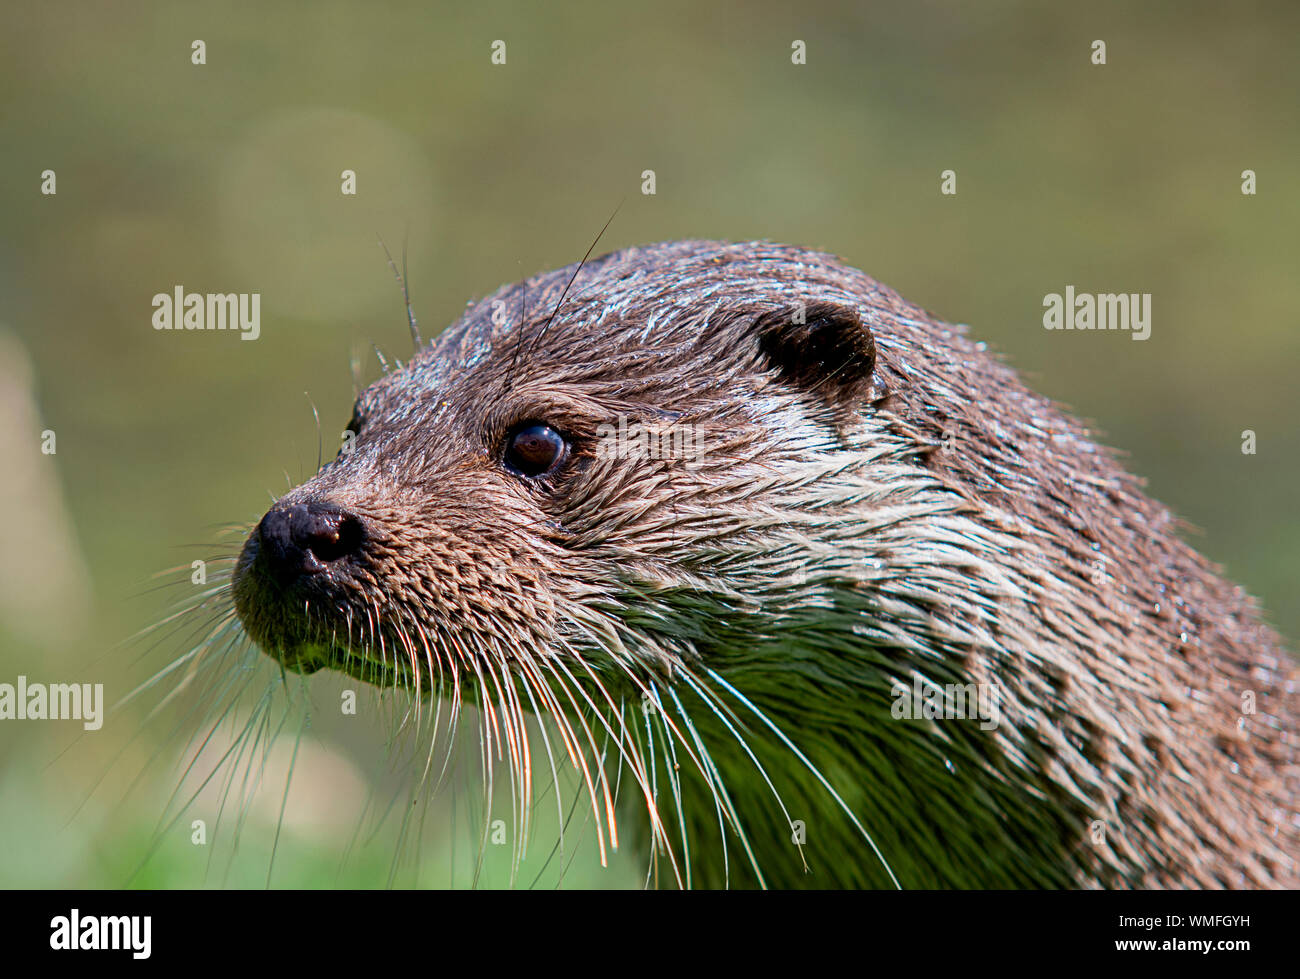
<box><xmin>226</xmin><ymin>239</ymin><xmax>1300</xmax><ymax>889</ymax></box>
<box><xmin>232</xmin><ymin>242</ymin><xmax>883</xmax><ymax>703</ymax></box>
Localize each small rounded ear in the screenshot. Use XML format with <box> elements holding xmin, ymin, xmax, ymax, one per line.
<box><xmin>755</xmin><ymin>301</ymin><xmax>877</xmax><ymax>411</ymax></box>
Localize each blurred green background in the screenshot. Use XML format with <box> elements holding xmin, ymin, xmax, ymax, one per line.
<box><xmin>1</xmin><ymin>0</ymin><xmax>1295</xmax><ymax>888</ymax></box>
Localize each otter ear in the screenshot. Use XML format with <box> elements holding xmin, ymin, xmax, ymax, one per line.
<box><xmin>754</xmin><ymin>301</ymin><xmax>877</xmax><ymax>411</ymax></box>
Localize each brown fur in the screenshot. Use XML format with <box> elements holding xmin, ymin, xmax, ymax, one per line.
<box><xmin>233</xmin><ymin>240</ymin><xmax>1298</xmax><ymax>888</ymax></box>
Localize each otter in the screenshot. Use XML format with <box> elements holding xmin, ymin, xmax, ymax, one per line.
<box><xmin>230</xmin><ymin>239</ymin><xmax>1298</xmax><ymax>889</ymax></box>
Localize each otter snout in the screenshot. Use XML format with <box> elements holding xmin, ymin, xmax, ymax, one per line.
<box><xmin>256</xmin><ymin>500</ymin><xmax>365</xmax><ymax>576</ymax></box>
<box><xmin>232</xmin><ymin>497</ymin><xmax>370</xmax><ymax>672</ymax></box>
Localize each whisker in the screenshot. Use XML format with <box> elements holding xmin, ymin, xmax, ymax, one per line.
<box><xmin>704</xmin><ymin>667</ymin><xmax>901</xmax><ymax>890</ymax></box>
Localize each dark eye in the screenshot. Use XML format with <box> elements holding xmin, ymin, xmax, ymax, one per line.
<box><xmin>504</xmin><ymin>423</ymin><xmax>568</xmax><ymax>477</ymax></box>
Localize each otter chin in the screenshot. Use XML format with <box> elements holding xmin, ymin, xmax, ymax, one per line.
<box><xmin>230</xmin><ymin>239</ymin><xmax>1298</xmax><ymax>890</ymax></box>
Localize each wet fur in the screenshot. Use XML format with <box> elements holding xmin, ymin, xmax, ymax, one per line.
<box><xmin>231</xmin><ymin>240</ymin><xmax>1298</xmax><ymax>888</ymax></box>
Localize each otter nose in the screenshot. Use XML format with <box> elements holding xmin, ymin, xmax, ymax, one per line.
<box><xmin>256</xmin><ymin>501</ymin><xmax>363</xmax><ymax>578</ymax></box>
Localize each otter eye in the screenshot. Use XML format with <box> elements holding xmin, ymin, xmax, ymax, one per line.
<box><xmin>504</xmin><ymin>423</ymin><xmax>567</xmax><ymax>477</ymax></box>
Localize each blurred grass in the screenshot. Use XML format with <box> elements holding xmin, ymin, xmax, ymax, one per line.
<box><xmin>0</xmin><ymin>0</ymin><xmax>1295</xmax><ymax>887</ymax></box>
